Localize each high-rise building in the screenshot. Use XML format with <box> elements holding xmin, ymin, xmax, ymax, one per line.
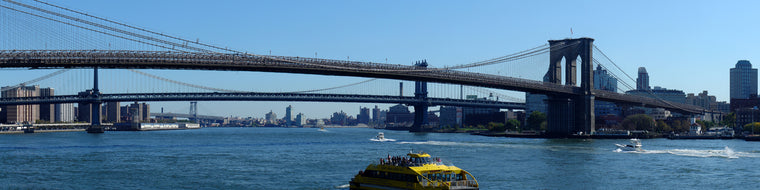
<box><xmin>593</xmin><ymin>65</ymin><xmax>620</xmax><ymax>116</ymax></box>
<box><xmin>2</xmin><ymin>85</ymin><xmax>40</xmax><ymax>123</ymax></box>
<box><xmin>284</xmin><ymin>105</ymin><xmax>294</xmax><ymax>125</ymax></box>
<box><xmin>121</xmin><ymin>102</ymin><xmax>150</xmax><ymax>123</ymax></box>
<box><xmin>105</xmin><ymin>102</ymin><xmax>120</xmax><ymax>123</ymax></box>
<box><xmin>39</xmin><ymin>87</ymin><xmax>55</xmax><ymax>122</ymax></box>
<box><xmin>730</xmin><ymin>60</ymin><xmax>758</xmax><ymax>100</ymax></box>
<box><xmin>294</xmin><ymin>113</ymin><xmax>305</xmax><ymax>126</ymax></box>
<box><xmin>636</xmin><ymin>67</ymin><xmax>650</xmax><ymax>90</ymax></box>
<box><xmin>357</xmin><ymin>107</ymin><xmax>370</xmax><ymax>124</ymax></box>
<box><xmin>55</xmin><ymin>103</ymin><xmax>75</xmax><ymax>122</ymax></box>
<box><xmin>371</xmin><ymin>106</ymin><xmax>381</xmax><ymax>123</ymax></box>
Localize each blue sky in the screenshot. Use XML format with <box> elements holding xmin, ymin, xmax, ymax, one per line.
<box><xmin>2</xmin><ymin>0</ymin><xmax>759</xmax><ymax>119</ymax></box>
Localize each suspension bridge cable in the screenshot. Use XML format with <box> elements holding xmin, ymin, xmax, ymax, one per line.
<box><xmin>0</xmin><ymin>69</ymin><xmax>69</xmax><ymax>91</ymax></box>
<box><xmin>593</xmin><ymin>45</ymin><xmax>637</xmax><ymax>84</ymax></box>
<box><xmin>0</xmin><ymin>4</ymin><xmax>182</xmax><ymax>51</ymax></box>
<box><xmin>4</xmin><ymin>0</ymin><xmax>208</xmax><ymax>52</ymax></box>
<box><xmin>592</xmin><ymin>46</ymin><xmax>698</xmax><ymax>112</ymax></box>
<box><xmin>593</xmin><ymin>59</ymin><xmax>635</xmax><ymax>91</ymax></box>
<box><xmin>286</xmin><ymin>79</ymin><xmax>378</xmax><ymax>93</ymax></box>
<box><xmin>127</xmin><ymin>69</ymin><xmax>242</xmax><ymax>92</ymax></box>
<box><xmin>32</xmin><ymin>0</ymin><xmax>237</xmax><ymax>54</ymax></box>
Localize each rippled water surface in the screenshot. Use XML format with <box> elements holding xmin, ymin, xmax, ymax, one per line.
<box><xmin>2</xmin><ymin>127</ymin><xmax>759</xmax><ymax>189</ymax></box>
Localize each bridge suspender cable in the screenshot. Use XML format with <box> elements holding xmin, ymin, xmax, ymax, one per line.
<box><xmin>30</xmin><ymin>0</ymin><xmax>237</xmax><ymax>54</ymax></box>
<box><xmin>0</xmin><ymin>4</ymin><xmax>182</xmax><ymax>52</ymax></box>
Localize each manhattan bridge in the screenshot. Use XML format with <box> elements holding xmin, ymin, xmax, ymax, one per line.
<box><xmin>0</xmin><ymin>0</ymin><xmax>707</xmax><ymax>135</ymax></box>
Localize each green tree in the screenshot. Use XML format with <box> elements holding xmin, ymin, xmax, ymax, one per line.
<box><xmin>487</xmin><ymin>122</ymin><xmax>506</xmax><ymax>132</ymax></box>
<box><xmin>721</xmin><ymin>112</ymin><xmax>736</xmax><ymax>128</ymax></box>
<box><xmin>621</xmin><ymin>114</ymin><xmax>655</xmax><ymax>131</ymax></box>
<box><xmin>744</xmin><ymin>122</ymin><xmax>760</xmax><ymax>134</ymax></box>
<box><xmin>505</xmin><ymin>119</ymin><xmax>521</xmax><ymax>132</ymax></box>
<box><xmin>526</xmin><ymin>111</ymin><xmax>546</xmax><ymax>131</ymax></box>
<box><xmin>655</xmin><ymin>120</ymin><xmax>671</xmax><ymax>132</ymax></box>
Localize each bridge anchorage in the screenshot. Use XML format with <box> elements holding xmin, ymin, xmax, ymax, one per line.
<box><xmin>544</xmin><ymin>38</ymin><xmax>595</xmax><ymax>137</ymax></box>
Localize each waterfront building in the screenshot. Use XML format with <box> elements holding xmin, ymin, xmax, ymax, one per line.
<box><xmin>385</xmin><ymin>104</ymin><xmax>413</xmax><ymax>125</ymax></box>
<box><xmin>439</xmin><ymin>106</ymin><xmax>461</xmax><ymax>127</ymax></box>
<box><xmin>357</xmin><ymin>107</ymin><xmax>370</xmax><ymax>124</ymax></box>
<box><xmin>294</xmin><ymin>113</ymin><xmax>305</xmax><ymax>126</ymax></box>
<box><xmin>331</xmin><ymin>111</ymin><xmax>349</xmax><ymax>125</ymax></box>
<box><xmin>636</xmin><ymin>67</ymin><xmax>650</xmax><ymax>90</ymax></box>
<box><xmin>105</xmin><ymin>102</ymin><xmax>120</xmax><ymax>123</ymax></box>
<box><xmin>730</xmin><ymin>60</ymin><xmax>757</xmax><ymax>100</ymax></box>
<box><xmin>649</xmin><ymin>108</ymin><xmax>672</xmax><ymax>120</ymax></box>
<box><xmin>626</xmin><ymin>86</ymin><xmax>686</xmax><ymax>104</ymax></box>
<box><xmin>686</xmin><ymin>91</ymin><xmax>716</xmax><ymax>110</ymax></box>
<box><xmin>1</xmin><ymin>85</ymin><xmax>40</xmax><ymax>123</ymax></box>
<box><xmin>122</xmin><ymin>102</ymin><xmax>150</xmax><ymax>123</ymax></box>
<box><xmin>54</xmin><ymin>103</ymin><xmax>75</xmax><ymax>122</ymax></box>
<box><xmin>39</xmin><ymin>87</ymin><xmax>55</xmax><ymax>122</ymax></box>
<box><xmin>265</xmin><ymin>110</ymin><xmax>277</xmax><ymax>124</ymax></box>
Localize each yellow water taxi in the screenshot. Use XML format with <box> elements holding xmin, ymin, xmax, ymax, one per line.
<box><xmin>349</xmin><ymin>152</ymin><xmax>478</xmax><ymax>190</ymax></box>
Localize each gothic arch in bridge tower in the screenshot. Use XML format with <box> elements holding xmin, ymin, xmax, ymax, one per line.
<box><xmin>544</xmin><ymin>38</ymin><xmax>595</xmax><ymax>137</ymax></box>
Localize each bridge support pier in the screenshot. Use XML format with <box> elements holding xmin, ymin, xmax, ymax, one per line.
<box><xmin>545</xmin><ymin>38</ymin><xmax>595</xmax><ymax>137</ymax></box>
<box><xmin>86</xmin><ymin>67</ymin><xmax>104</xmax><ymax>133</ymax></box>
<box><xmin>410</xmin><ymin>60</ymin><xmax>429</xmax><ymax>132</ymax></box>
<box><xmin>546</xmin><ymin>96</ymin><xmax>572</xmax><ymax>137</ymax></box>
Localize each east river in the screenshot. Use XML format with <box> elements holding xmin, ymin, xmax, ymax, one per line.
<box><xmin>1</xmin><ymin>127</ymin><xmax>759</xmax><ymax>189</ymax></box>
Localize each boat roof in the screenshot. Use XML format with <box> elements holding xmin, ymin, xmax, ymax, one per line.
<box><xmin>407</xmin><ymin>153</ymin><xmax>430</xmax><ymax>158</ymax></box>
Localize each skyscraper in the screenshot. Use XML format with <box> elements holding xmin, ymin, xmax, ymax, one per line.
<box><xmin>39</xmin><ymin>87</ymin><xmax>55</xmax><ymax>122</ymax></box>
<box><xmin>593</xmin><ymin>65</ymin><xmax>620</xmax><ymax>116</ymax></box>
<box><xmin>730</xmin><ymin>60</ymin><xmax>758</xmax><ymax>99</ymax></box>
<box><xmin>358</xmin><ymin>107</ymin><xmax>370</xmax><ymax>124</ymax></box>
<box><xmin>284</xmin><ymin>105</ymin><xmax>293</xmax><ymax>125</ymax></box>
<box><xmin>2</xmin><ymin>85</ymin><xmax>40</xmax><ymax>123</ymax></box>
<box><xmin>372</xmin><ymin>105</ymin><xmax>381</xmax><ymax>123</ymax></box>
<box><xmin>55</xmin><ymin>103</ymin><xmax>75</xmax><ymax>122</ymax></box>
<box><xmin>636</xmin><ymin>67</ymin><xmax>650</xmax><ymax>90</ymax></box>
<box><xmin>105</xmin><ymin>102</ymin><xmax>121</xmax><ymax>123</ymax></box>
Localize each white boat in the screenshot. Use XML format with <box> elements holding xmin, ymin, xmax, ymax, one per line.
<box><xmin>615</xmin><ymin>138</ymin><xmax>643</xmax><ymax>152</ymax></box>
<box><xmin>318</xmin><ymin>127</ymin><xmax>327</xmax><ymax>132</ymax></box>
<box><xmin>370</xmin><ymin>132</ymin><xmax>395</xmax><ymax>142</ymax></box>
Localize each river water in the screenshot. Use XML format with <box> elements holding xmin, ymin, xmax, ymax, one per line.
<box><xmin>1</xmin><ymin>127</ymin><xmax>759</xmax><ymax>189</ymax></box>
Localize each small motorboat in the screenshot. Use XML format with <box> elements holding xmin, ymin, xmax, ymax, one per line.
<box><xmin>318</xmin><ymin>126</ymin><xmax>327</xmax><ymax>132</ymax></box>
<box><xmin>615</xmin><ymin>138</ymin><xmax>643</xmax><ymax>152</ymax></box>
<box><xmin>370</xmin><ymin>132</ymin><xmax>395</xmax><ymax>142</ymax></box>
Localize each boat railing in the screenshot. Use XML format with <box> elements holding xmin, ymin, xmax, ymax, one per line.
<box><xmin>417</xmin><ymin>174</ymin><xmax>446</xmax><ymax>188</ymax></box>
<box><xmin>450</xmin><ymin>180</ymin><xmax>478</xmax><ymax>188</ymax></box>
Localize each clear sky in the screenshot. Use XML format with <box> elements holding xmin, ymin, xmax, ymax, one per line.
<box><xmin>2</xmin><ymin>0</ymin><xmax>760</xmax><ymax>119</ymax></box>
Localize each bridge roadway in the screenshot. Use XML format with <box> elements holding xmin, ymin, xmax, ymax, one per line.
<box><xmin>0</xmin><ymin>50</ymin><xmax>705</xmax><ymax>113</ymax></box>
<box><xmin>0</xmin><ymin>92</ymin><xmax>526</xmax><ymax>109</ymax></box>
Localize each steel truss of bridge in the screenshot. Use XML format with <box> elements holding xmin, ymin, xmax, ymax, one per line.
<box><xmin>0</xmin><ymin>50</ymin><xmax>705</xmax><ymax>114</ymax></box>
<box><xmin>0</xmin><ymin>92</ymin><xmax>526</xmax><ymax>109</ymax></box>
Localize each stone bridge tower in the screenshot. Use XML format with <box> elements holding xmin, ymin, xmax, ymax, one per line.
<box><xmin>545</xmin><ymin>38</ymin><xmax>595</xmax><ymax>137</ymax></box>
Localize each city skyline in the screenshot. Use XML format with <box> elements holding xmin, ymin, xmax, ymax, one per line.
<box><xmin>1</xmin><ymin>0</ymin><xmax>759</xmax><ymax>118</ymax></box>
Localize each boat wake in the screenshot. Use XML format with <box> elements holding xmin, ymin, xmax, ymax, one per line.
<box><xmin>615</xmin><ymin>146</ymin><xmax>757</xmax><ymax>159</ymax></box>
<box><xmin>370</xmin><ymin>138</ymin><xmax>396</xmax><ymax>142</ymax></box>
